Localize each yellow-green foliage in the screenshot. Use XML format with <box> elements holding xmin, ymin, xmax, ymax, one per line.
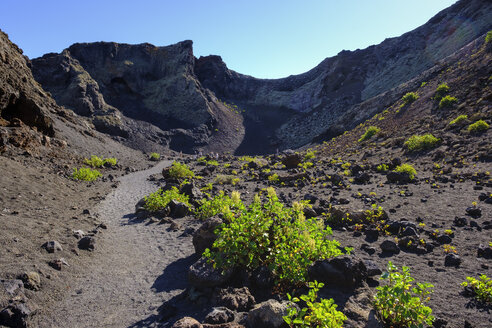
<box><xmin>401</xmin><ymin>92</ymin><xmax>419</xmax><ymax>106</ymax></box>
<box><xmin>72</xmin><ymin>167</ymin><xmax>102</xmax><ymax>181</ymax></box>
<box><xmin>468</xmin><ymin>120</ymin><xmax>489</xmax><ymax>133</ymax></box>
<box><xmin>169</xmin><ymin>161</ymin><xmax>195</xmax><ymax>179</ymax></box>
<box><xmin>439</xmin><ymin>95</ymin><xmax>458</xmax><ymax>108</ymax></box>
<box><xmin>150</xmin><ymin>152</ymin><xmax>160</xmax><ymax>160</ymax></box>
<box><xmin>433</xmin><ymin>83</ymin><xmax>449</xmax><ymax>101</ymax></box>
<box><xmin>461</xmin><ymin>274</ymin><xmax>492</xmax><ymax>303</ymax></box>
<box><xmin>486</xmin><ymin>30</ymin><xmax>492</xmax><ymax>44</ymax></box>
<box><xmin>404</xmin><ymin>134</ymin><xmax>440</xmax><ymax>152</ymax></box>
<box><xmin>268</xmin><ymin>173</ymin><xmax>280</xmax><ymax>184</ymax></box>
<box><xmin>376</xmin><ymin>164</ymin><xmax>389</xmax><ymax>172</ymax></box>
<box><xmin>284</xmin><ymin>281</ymin><xmax>346</xmax><ymax>327</ymax></box>
<box><xmin>358</xmin><ymin>126</ymin><xmax>380</xmax><ymax>142</ymax></box>
<box><xmin>394</xmin><ymin>164</ymin><xmax>417</xmax><ymax>180</ymax></box>
<box><xmin>84</xmin><ymin>155</ymin><xmax>117</xmax><ymax>168</ymax></box>
<box><xmin>449</xmin><ymin>115</ymin><xmax>468</xmax><ymax>125</ymax></box>
<box><xmin>195</xmin><ymin>190</ymin><xmax>243</xmax><ymax>220</ymax></box>
<box><xmin>304</xmin><ymin>150</ymin><xmax>316</xmax><ymax>161</ymax></box>
<box><xmin>214</xmin><ymin>174</ymin><xmax>240</xmax><ymax>185</ymax></box>
<box><xmin>143</xmin><ymin>186</ymin><xmax>189</xmax><ymax>212</ymax></box>
<box><xmin>203</xmin><ymin>188</ymin><xmax>347</xmax><ymax>284</ymax></box>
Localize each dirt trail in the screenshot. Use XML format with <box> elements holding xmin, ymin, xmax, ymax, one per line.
<box><xmin>35</xmin><ymin>160</ymin><xmax>196</xmax><ymax>328</ymax></box>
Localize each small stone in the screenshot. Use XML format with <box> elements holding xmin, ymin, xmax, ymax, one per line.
<box><xmin>22</xmin><ymin>271</ymin><xmax>41</xmax><ymax>290</ymax></box>
<box><xmin>436</xmin><ymin>234</ymin><xmax>452</xmax><ymax>244</ymax></box>
<box><xmin>204</xmin><ymin>307</ymin><xmax>235</xmax><ymax>324</ymax></box>
<box><xmin>380</xmin><ymin>240</ymin><xmax>400</xmax><ymax>254</ymax></box>
<box><xmin>73</xmin><ymin>230</ymin><xmax>85</xmax><ymax>239</ymax></box>
<box><xmin>465</xmin><ymin>206</ymin><xmax>481</xmax><ymax>218</ymax></box>
<box><xmin>2</xmin><ymin>279</ymin><xmax>24</xmax><ymax>296</ymax></box>
<box><xmin>246</xmin><ymin>299</ymin><xmax>291</xmax><ymax>328</ymax></box>
<box><xmin>171</xmin><ymin>317</ymin><xmax>202</xmax><ymax>328</ymax></box>
<box><xmin>42</xmin><ymin>240</ymin><xmax>62</xmax><ymax>253</ymax></box>
<box><xmin>363</xmin><ymin>259</ymin><xmax>382</xmax><ymax>277</ymax></box>
<box><xmin>444</xmin><ymin>253</ymin><xmax>461</xmax><ymax>267</ymax></box>
<box><xmin>78</xmin><ymin>236</ymin><xmax>96</xmax><ymax>251</ymax></box>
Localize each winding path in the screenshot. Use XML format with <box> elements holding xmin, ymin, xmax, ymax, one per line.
<box><xmin>37</xmin><ymin>161</ymin><xmax>196</xmax><ymax>328</ymax></box>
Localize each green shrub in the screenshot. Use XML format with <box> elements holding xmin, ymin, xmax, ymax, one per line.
<box><xmin>376</xmin><ymin>164</ymin><xmax>389</xmax><ymax>172</ymax></box>
<box><xmin>358</xmin><ymin>126</ymin><xmax>381</xmax><ymax>142</ymax></box>
<box><xmin>467</xmin><ymin>120</ymin><xmax>489</xmax><ymax>133</ymax></box>
<box><xmin>72</xmin><ymin>167</ymin><xmax>102</xmax><ymax>181</ymax></box>
<box><xmin>169</xmin><ymin>161</ymin><xmax>195</xmax><ymax>179</ymax></box>
<box><xmin>214</xmin><ymin>174</ymin><xmax>240</xmax><ymax>185</ymax></box>
<box><xmin>84</xmin><ymin>155</ymin><xmax>105</xmax><ymax>168</ymax></box>
<box><xmin>84</xmin><ymin>155</ymin><xmax>117</xmax><ymax>167</ymax></box>
<box><xmin>374</xmin><ymin>261</ymin><xmax>434</xmax><ymax>327</ymax></box>
<box><xmin>433</xmin><ymin>83</ymin><xmax>449</xmax><ymax>101</ymax></box>
<box><xmin>304</xmin><ymin>150</ymin><xmax>316</xmax><ymax>161</ymax></box>
<box><xmin>150</xmin><ymin>152</ymin><xmax>161</xmax><ymax>160</ymax></box>
<box><xmin>449</xmin><ymin>115</ymin><xmax>468</xmax><ymax>125</ymax></box>
<box><xmin>486</xmin><ymin>30</ymin><xmax>492</xmax><ymax>44</ymax></box>
<box><xmin>143</xmin><ymin>186</ymin><xmax>189</xmax><ymax>212</ymax></box>
<box><xmin>401</xmin><ymin>92</ymin><xmax>419</xmax><ymax>106</ymax></box>
<box><xmin>404</xmin><ymin>134</ymin><xmax>440</xmax><ymax>152</ymax></box>
<box><xmin>394</xmin><ymin>164</ymin><xmax>417</xmax><ymax>180</ymax></box>
<box><xmin>461</xmin><ymin>274</ymin><xmax>492</xmax><ymax>303</ymax></box>
<box><xmin>195</xmin><ymin>190</ymin><xmax>243</xmax><ymax>220</ymax></box>
<box><xmin>284</xmin><ymin>281</ymin><xmax>346</xmax><ymax>327</ymax></box>
<box><xmin>203</xmin><ymin>188</ymin><xmax>347</xmax><ymax>285</ymax></box>
<box><xmin>268</xmin><ymin>173</ymin><xmax>280</xmax><ymax>184</ymax></box>
<box><xmin>438</xmin><ymin>95</ymin><xmax>458</xmax><ymax>108</ymax></box>
<box><xmin>104</xmin><ymin>157</ymin><xmax>117</xmax><ymax>166</ymax></box>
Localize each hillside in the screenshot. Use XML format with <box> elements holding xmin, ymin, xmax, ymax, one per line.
<box><xmin>31</xmin><ymin>0</ymin><xmax>492</xmax><ymax>154</ymax></box>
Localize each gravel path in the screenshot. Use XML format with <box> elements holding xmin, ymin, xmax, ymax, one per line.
<box><xmin>36</xmin><ymin>161</ymin><xmax>196</xmax><ymax>328</ymax></box>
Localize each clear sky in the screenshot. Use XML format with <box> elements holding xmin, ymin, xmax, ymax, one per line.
<box><xmin>1</xmin><ymin>0</ymin><xmax>457</xmax><ymax>78</ymax></box>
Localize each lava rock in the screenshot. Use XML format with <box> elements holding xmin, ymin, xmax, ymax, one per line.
<box><xmin>444</xmin><ymin>253</ymin><xmax>461</xmax><ymax>267</ymax></box>
<box><xmin>188</xmin><ymin>257</ymin><xmax>233</xmax><ymax>288</ymax></box>
<box><xmin>42</xmin><ymin>240</ymin><xmax>62</xmax><ymax>253</ymax></box>
<box><xmin>21</xmin><ymin>272</ymin><xmax>40</xmax><ymax>291</ymax></box>
<box><xmin>0</xmin><ymin>303</ymin><xmax>31</xmax><ymax>328</ymax></box>
<box><xmin>386</xmin><ymin>171</ymin><xmax>413</xmax><ymax>184</ymax></box>
<box><xmin>204</xmin><ymin>307</ymin><xmax>235</xmax><ymax>324</ymax></box>
<box><xmin>453</xmin><ymin>217</ymin><xmax>467</xmax><ymax>227</ymax></box>
<box><xmin>246</xmin><ymin>299</ymin><xmax>291</xmax><ymax>328</ymax></box>
<box><xmin>78</xmin><ymin>236</ymin><xmax>96</xmax><ymax>251</ymax></box>
<box><xmin>281</xmin><ymin>152</ymin><xmax>302</xmax><ymax>169</ymax></box>
<box><xmin>169</xmin><ymin>200</ymin><xmax>190</xmax><ymax>218</ymax></box>
<box><xmin>362</xmin><ymin>259</ymin><xmax>382</xmax><ymax>277</ymax></box>
<box><xmin>213</xmin><ymin>287</ymin><xmax>256</xmax><ymax>312</ymax></box>
<box><xmin>477</xmin><ymin>244</ymin><xmax>492</xmax><ymax>259</ymax></box>
<box><xmin>436</xmin><ymin>234</ymin><xmax>452</xmax><ymax>244</ymax></box>
<box><xmin>192</xmin><ymin>217</ymin><xmax>223</xmax><ymax>255</ymax></box>
<box><xmin>171</xmin><ymin>317</ymin><xmax>202</xmax><ymax>328</ymax></box>
<box><xmin>465</xmin><ymin>206</ymin><xmax>482</xmax><ymax>218</ymax></box>
<box><xmin>380</xmin><ymin>240</ymin><xmax>400</xmax><ymax>254</ymax></box>
<box><xmin>308</xmin><ymin>256</ymin><xmax>367</xmax><ymax>288</ymax></box>
<box><xmin>1</xmin><ymin>279</ymin><xmax>24</xmax><ymax>296</ymax></box>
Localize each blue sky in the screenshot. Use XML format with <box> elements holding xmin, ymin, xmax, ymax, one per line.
<box><xmin>1</xmin><ymin>0</ymin><xmax>456</xmax><ymax>78</ymax></box>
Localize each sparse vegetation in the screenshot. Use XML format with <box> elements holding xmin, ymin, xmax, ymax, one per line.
<box><xmin>284</xmin><ymin>281</ymin><xmax>346</xmax><ymax>327</ymax></box>
<box><xmin>461</xmin><ymin>274</ymin><xmax>492</xmax><ymax>303</ymax></box>
<box><xmin>143</xmin><ymin>186</ymin><xmax>189</xmax><ymax>212</ymax></box>
<box><xmin>404</xmin><ymin>134</ymin><xmax>440</xmax><ymax>152</ymax></box>
<box><xmin>433</xmin><ymin>83</ymin><xmax>449</xmax><ymax>101</ymax></box>
<box><xmin>467</xmin><ymin>120</ymin><xmax>489</xmax><ymax>133</ymax></box>
<box><xmin>401</xmin><ymin>92</ymin><xmax>419</xmax><ymax>106</ymax></box>
<box><xmin>149</xmin><ymin>152</ymin><xmax>160</xmax><ymax>160</ymax></box>
<box><xmin>72</xmin><ymin>167</ymin><xmax>102</xmax><ymax>181</ymax></box>
<box><xmin>84</xmin><ymin>155</ymin><xmax>117</xmax><ymax>168</ymax></box>
<box><xmin>214</xmin><ymin>174</ymin><xmax>240</xmax><ymax>185</ymax></box>
<box><xmin>358</xmin><ymin>126</ymin><xmax>380</xmax><ymax>142</ymax></box>
<box><xmin>169</xmin><ymin>161</ymin><xmax>195</xmax><ymax>179</ymax></box>
<box><xmin>439</xmin><ymin>95</ymin><xmax>458</xmax><ymax>108</ymax></box>
<box><xmin>486</xmin><ymin>30</ymin><xmax>492</xmax><ymax>44</ymax></box>
<box><xmin>449</xmin><ymin>115</ymin><xmax>468</xmax><ymax>125</ymax></box>
<box><xmin>374</xmin><ymin>261</ymin><xmax>434</xmax><ymax>328</ymax></box>
<box><xmin>394</xmin><ymin>164</ymin><xmax>417</xmax><ymax>180</ymax></box>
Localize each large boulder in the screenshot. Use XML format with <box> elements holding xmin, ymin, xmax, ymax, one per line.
<box><xmin>245</xmin><ymin>299</ymin><xmax>291</xmax><ymax>328</ymax></box>
<box><xmin>308</xmin><ymin>256</ymin><xmax>367</xmax><ymax>288</ymax></box>
<box><xmin>193</xmin><ymin>217</ymin><xmax>223</xmax><ymax>255</ymax></box>
<box><xmin>213</xmin><ymin>287</ymin><xmax>256</xmax><ymax>312</ymax></box>
<box><xmin>188</xmin><ymin>257</ymin><xmax>233</xmax><ymax>288</ymax></box>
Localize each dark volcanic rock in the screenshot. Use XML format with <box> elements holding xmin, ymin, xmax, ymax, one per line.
<box><xmin>192</xmin><ymin>217</ymin><xmax>223</xmax><ymax>255</ymax></box>
<box><xmin>188</xmin><ymin>257</ymin><xmax>232</xmax><ymax>288</ymax></box>
<box><xmin>308</xmin><ymin>256</ymin><xmax>367</xmax><ymax>288</ymax></box>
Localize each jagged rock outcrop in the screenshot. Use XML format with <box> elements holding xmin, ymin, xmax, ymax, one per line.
<box><xmin>32</xmin><ymin>41</ymin><xmax>245</xmax><ymax>153</ymax></box>
<box><xmin>0</xmin><ymin>30</ymin><xmax>54</xmax><ymax>137</ymax></box>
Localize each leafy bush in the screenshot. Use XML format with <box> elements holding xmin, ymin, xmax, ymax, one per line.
<box><xmin>467</xmin><ymin>120</ymin><xmax>489</xmax><ymax>133</ymax></box>
<box><xmin>304</xmin><ymin>150</ymin><xmax>316</xmax><ymax>161</ymax></box>
<box><xmin>404</xmin><ymin>134</ymin><xmax>440</xmax><ymax>152</ymax></box>
<box><xmin>438</xmin><ymin>95</ymin><xmax>458</xmax><ymax>108</ymax></box>
<box><xmin>195</xmin><ymin>190</ymin><xmax>244</xmax><ymax>220</ymax></box>
<box><xmin>394</xmin><ymin>164</ymin><xmax>417</xmax><ymax>180</ymax></box>
<box><xmin>461</xmin><ymin>274</ymin><xmax>492</xmax><ymax>303</ymax></box>
<box><xmin>486</xmin><ymin>30</ymin><xmax>492</xmax><ymax>44</ymax></box>
<box><xmin>401</xmin><ymin>92</ymin><xmax>419</xmax><ymax>106</ymax></box>
<box><xmin>169</xmin><ymin>161</ymin><xmax>195</xmax><ymax>179</ymax></box>
<box><xmin>376</xmin><ymin>164</ymin><xmax>389</xmax><ymax>172</ymax></box>
<box><xmin>203</xmin><ymin>188</ymin><xmax>346</xmax><ymax>285</ymax></box>
<box><xmin>143</xmin><ymin>186</ymin><xmax>189</xmax><ymax>212</ymax></box>
<box><xmin>358</xmin><ymin>126</ymin><xmax>381</xmax><ymax>142</ymax></box>
<box><xmin>72</xmin><ymin>167</ymin><xmax>102</xmax><ymax>181</ymax></box>
<box><xmin>150</xmin><ymin>152</ymin><xmax>160</xmax><ymax>160</ymax></box>
<box><xmin>268</xmin><ymin>173</ymin><xmax>280</xmax><ymax>184</ymax></box>
<box><xmin>284</xmin><ymin>281</ymin><xmax>346</xmax><ymax>327</ymax></box>
<box><xmin>433</xmin><ymin>83</ymin><xmax>449</xmax><ymax>101</ymax></box>
<box><xmin>374</xmin><ymin>261</ymin><xmax>434</xmax><ymax>328</ymax></box>
<box><xmin>214</xmin><ymin>174</ymin><xmax>240</xmax><ymax>185</ymax></box>
<box><xmin>84</xmin><ymin>155</ymin><xmax>117</xmax><ymax>167</ymax></box>
<box><xmin>449</xmin><ymin>115</ymin><xmax>468</xmax><ymax>125</ymax></box>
